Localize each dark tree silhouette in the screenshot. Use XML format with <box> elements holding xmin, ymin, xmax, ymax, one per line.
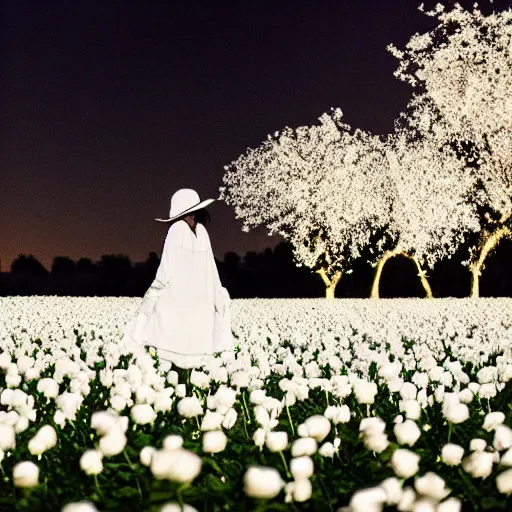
<box><xmin>11</xmin><ymin>254</ymin><xmax>49</xmax><ymax>275</ymax></box>
<box><xmin>51</xmin><ymin>256</ymin><xmax>76</xmax><ymax>274</ymax></box>
<box><xmin>76</xmin><ymin>258</ymin><xmax>97</xmax><ymax>274</ymax></box>
<box><xmin>145</xmin><ymin>252</ymin><xmax>160</xmax><ymax>277</ymax></box>
<box><xmin>97</xmin><ymin>254</ymin><xmax>134</xmax><ymax>296</ymax></box>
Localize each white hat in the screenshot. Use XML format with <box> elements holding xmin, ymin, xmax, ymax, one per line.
<box><xmin>155</xmin><ymin>188</ymin><xmax>215</xmax><ymax>222</ymax></box>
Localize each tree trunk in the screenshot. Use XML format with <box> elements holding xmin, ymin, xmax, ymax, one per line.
<box><xmin>469</xmin><ymin>224</ymin><xmax>511</xmax><ymax>298</ymax></box>
<box><xmin>410</xmin><ymin>256</ymin><xmax>433</xmax><ymax>298</ymax></box>
<box><xmin>370</xmin><ymin>246</ymin><xmax>403</xmax><ymax>298</ymax></box>
<box><xmin>316</xmin><ymin>267</ymin><xmax>342</xmax><ymax>300</ymax></box>
<box><xmin>371</xmin><ymin>247</ymin><xmax>433</xmax><ymax>299</ymax></box>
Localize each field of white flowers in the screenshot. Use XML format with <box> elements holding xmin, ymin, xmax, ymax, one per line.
<box><xmin>1</xmin><ymin>297</ymin><xmax>512</xmax><ymax>512</ymax></box>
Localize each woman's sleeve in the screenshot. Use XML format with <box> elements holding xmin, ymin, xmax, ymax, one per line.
<box><xmin>204</xmin><ymin>227</ymin><xmax>231</xmax><ymax>314</ymax></box>
<box><xmin>140</xmin><ymin>226</ymin><xmax>178</xmax><ymax>314</ymax></box>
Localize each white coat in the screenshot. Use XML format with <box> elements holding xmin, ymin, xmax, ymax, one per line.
<box><xmin>123</xmin><ymin>219</ymin><xmax>234</xmax><ymax>369</ymax></box>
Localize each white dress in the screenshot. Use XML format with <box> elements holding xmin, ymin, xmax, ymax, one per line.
<box><xmin>122</xmin><ymin>219</ymin><xmax>235</xmax><ymax>369</ymax></box>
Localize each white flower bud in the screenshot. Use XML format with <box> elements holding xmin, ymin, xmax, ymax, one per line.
<box><xmin>13</xmin><ymin>461</ymin><xmax>39</xmax><ymax>488</ymax></box>
<box><xmin>80</xmin><ymin>450</ymin><xmax>103</xmax><ymax>475</ymax></box>
<box><xmin>139</xmin><ymin>446</ymin><xmax>156</xmax><ymax>466</ymax></box>
<box><xmin>243</xmin><ymin>466</ymin><xmax>284</xmax><ymax>499</ymax></box>
<box><xmin>265</xmin><ymin>431</ymin><xmax>288</xmax><ymax>452</ymax></box>
<box><xmin>202</xmin><ymin>431</ymin><xmax>227</xmax><ymax>453</ymax></box>
<box><xmin>391</xmin><ymin>449</ymin><xmax>420</xmax><ymax>479</ymax></box>
<box><xmin>441</xmin><ymin>444</ymin><xmax>464</xmax><ymax>466</ymax></box>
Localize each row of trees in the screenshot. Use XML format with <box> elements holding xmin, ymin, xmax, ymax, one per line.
<box><xmin>3</xmin><ymin>235</ymin><xmax>512</xmax><ymax>297</ymax></box>
<box><xmin>219</xmin><ymin>3</ymin><xmax>512</xmax><ymax>299</ymax></box>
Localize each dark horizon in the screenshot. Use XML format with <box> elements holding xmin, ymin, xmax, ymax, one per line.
<box><xmin>5</xmin><ymin>1</ymin><xmax>490</xmax><ymax>271</ymax></box>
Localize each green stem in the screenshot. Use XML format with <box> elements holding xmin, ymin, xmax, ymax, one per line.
<box><xmin>195</xmin><ymin>416</ymin><xmax>201</xmax><ymax>430</ymax></box>
<box><xmin>177</xmin><ymin>483</ymin><xmax>189</xmax><ymax>510</ymax></box>
<box><xmin>286</xmin><ymin>405</ymin><xmax>295</xmax><ymax>436</ymax></box>
<box><xmin>325</xmin><ymin>389</ymin><xmax>330</xmax><ymax>408</ymax></box>
<box><xmin>242</xmin><ymin>411</ymin><xmax>250</xmax><ymax>439</ymax></box>
<box><xmin>94</xmin><ymin>474</ymin><xmax>103</xmax><ymax>496</ymax></box>
<box><xmin>123</xmin><ymin>450</ymin><xmax>135</xmax><ymax>470</ymax></box>
<box><xmin>279</xmin><ymin>451</ymin><xmax>291</xmax><ymax>478</ymax></box>
<box><xmin>242</xmin><ymin>391</ymin><xmax>251</xmax><ymax>424</ymax></box>
<box><xmin>447</xmin><ymin>423</ymin><xmax>453</xmax><ymax>443</ymax></box>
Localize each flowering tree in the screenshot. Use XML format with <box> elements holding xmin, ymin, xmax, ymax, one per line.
<box><xmin>219</xmin><ymin>108</ymin><xmax>391</xmax><ymax>299</ymax></box>
<box><xmin>388</xmin><ymin>3</ymin><xmax>512</xmax><ymax>297</ymax></box>
<box><xmin>369</xmin><ymin>129</ymin><xmax>482</xmax><ymax>298</ymax></box>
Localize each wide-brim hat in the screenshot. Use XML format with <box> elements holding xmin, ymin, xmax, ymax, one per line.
<box><xmin>155</xmin><ymin>188</ymin><xmax>216</xmax><ymax>222</ymax></box>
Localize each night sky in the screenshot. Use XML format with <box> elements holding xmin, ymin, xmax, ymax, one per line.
<box><xmin>2</xmin><ymin>1</ymin><xmax>441</xmax><ymax>271</ymax></box>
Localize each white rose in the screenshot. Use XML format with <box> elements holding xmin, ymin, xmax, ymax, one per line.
<box><xmin>98</xmin><ymin>426</ymin><xmax>127</xmax><ymax>457</ymax></box>
<box><xmin>349</xmin><ymin>486</ymin><xmax>387</xmax><ymax>511</ymax></box>
<box><xmin>190</xmin><ymin>370</ymin><xmax>210</xmax><ymax>389</ymax></box>
<box><xmin>397</xmin><ymin>486</ymin><xmax>416</xmax><ymax>511</ymax></box>
<box><xmin>500</xmin><ymin>447</ymin><xmax>512</xmax><ymax>466</ymax></box>
<box><xmin>462</xmin><ymin>451</ymin><xmax>494</xmax><ymax>479</ymax></box>
<box><xmin>400</xmin><ymin>382</ymin><xmax>417</xmax><ymax>401</ymax></box>
<box><xmin>253</xmin><ymin>428</ymin><xmax>266</xmax><ymax>449</ymax></box>
<box><xmin>15</xmin><ymin>415</ymin><xmax>29</xmax><ymax>434</ymax></box>
<box><xmin>265</xmin><ymin>431</ymin><xmax>288</xmax><ymax>452</ymax></box>
<box><xmin>140</xmin><ymin>446</ymin><xmax>156</xmax><ymax>466</ymax></box>
<box><xmin>177</xmin><ymin>397</ymin><xmax>203</xmax><ymax>418</ymax></box>
<box><xmin>394</xmin><ymin>420</ymin><xmax>421</xmax><ymax>447</ymax></box>
<box><xmin>380</xmin><ymin>477</ymin><xmax>403</xmax><ymax>505</ymax></box>
<box><xmin>458</xmin><ymin>388</ymin><xmax>473</xmax><ymax>404</ymax></box>
<box><xmin>61</xmin><ymin>501</ymin><xmax>99</xmax><ymax>512</ymax></box>
<box><xmin>80</xmin><ymin>450</ymin><xmax>103</xmax><ymax>475</ymax></box>
<box><xmin>401</xmin><ymin>400</ymin><xmax>421</xmax><ymax>421</ymax></box>
<box><xmin>319</xmin><ymin>442</ymin><xmax>336</xmax><ymax>458</ymax></box>
<box><xmin>290</xmin><ymin>456</ymin><xmax>314</xmax><ymax>480</ymax></box>
<box><xmin>250</xmin><ymin>389</ymin><xmax>266</xmax><ymax>405</ymax></box>
<box><xmin>360</xmin><ymin>417</ymin><xmax>386</xmax><ymax>436</ymax></box>
<box><xmin>163</xmin><ymin>435</ymin><xmax>184</xmax><ymax>450</ymax></box>
<box><xmin>496</xmin><ymin>468</ymin><xmax>512</xmax><ymax>494</ymax></box>
<box><xmin>160</xmin><ymin>503</ymin><xmax>199</xmax><ymax>512</ymax></box>
<box><xmin>166</xmin><ymin>449</ymin><xmax>202</xmax><ymax>483</ymax></box>
<box><xmin>391</xmin><ymin>449</ymin><xmax>420</xmax><ymax>479</ymax></box>
<box><xmin>37</xmin><ymin>378</ymin><xmax>59</xmax><ymax>399</ymax></box>
<box><xmin>285</xmin><ymin>478</ymin><xmax>312</xmax><ymax>502</ymax></box>
<box><xmin>414</xmin><ymin>472</ymin><xmax>450</xmax><ymax>501</ymax></box>
<box><xmin>167</xmin><ymin>371</ymin><xmax>179</xmax><ymax>386</ymax></box>
<box><xmin>154</xmin><ymin>393</ymin><xmax>173</xmax><ymax>413</ymax></box>
<box><xmin>202</xmin><ymin>431</ymin><xmax>227</xmax><ymax>453</ymax></box>
<box><xmin>0</xmin><ymin>424</ymin><xmax>16</xmax><ymax>451</ymax></box>
<box><xmin>479</xmin><ymin>383</ymin><xmax>497</xmax><ymax>399</ymax></box>
<box><xmin>13</xmin><ymin>461</ymin><xmax>39</xmax><ymax>488</ymax></box>
<box><xmin>436</xmin><ymin>497</ymin><xmax>461</xmax><ymax>512</ymax></box>
<box><xmin>91</xmin><ymin>411</ymin><xmax>119</xmax><ymax>435</ymax></box>
<box><xmin>200</xmin><ymin>411</ymin><xmax>224</xmax><ymax>431</ymax></box>
<box><xmin>441</xmin><ymin>444</ymin><xmax>464</xmax><ymax>466</ymax></box>
<box><xmin>110</xmin><ymin>395</ymin><xmax>127</xmax><ymax>412</ymax></box>
<box><xmin>364</xmin><ymin>432</ymin><xmax>389</xmax><ymax>453</ymax></box>
<box><xmin>443</xmin><ymin>403</ymin><xmax>469</xmax><ymax>425</ymax></box>
<box><xmin>28</xmin><ymin>436</ymin><xmax>47</xmax><ymax>456</ymax></box>
<box><xmin>135</xmin><ymin>385</ymin><xmax>156</xmax><ymax>405</ymax></box>
<box><xmin>297</xmin><ymin>423</ymin><xmax>309</xmax><ymax>437</ymax></box>
<box><xmin>175</xmin><ymin>384</ymin><xmax>187</xmax><ymax>398</ymax></box>
<box><xmin>353</xmin><ymin>380</ymin><xmax>378</xmax><ymax>405</ymax></box>
<box><xmin>470</xmin><ymin>438</ymin><xmax>487</xmax><ymax>452</ymax></box>
<box><xmin>291</xmin><ymin>437</ymin><xmax>317</xmax><ymax>457</ymax></box>
<box><xmin>494</xmin><ymin>425</ymin><xmax>512</xmax><ymax>451</ymax></box>
<box><xmin>304</xmin><ymin>415</ymin><xmax>331</xmax><ymax>442</ymax></box>
<box><xmin>131</xmin><ymin>404</ymin><xmax>157</xmax><ymax>425</ymax></box>
<box><xmin>483</xmin><ymin>411</ymin><xmax>505</xmax><ymax>432</ymax></box>
<box><xmin>222</xmin><ymin>408</ymin><xmax>237</xmax><ymax>430</ymax></box>
<box><xmin>243</xmin><ymin>466</ymin><xmax>284</xmax><ymax>499</ymax></box>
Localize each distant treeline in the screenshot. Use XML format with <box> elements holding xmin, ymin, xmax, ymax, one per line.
<box><xmin>1</xmin><ymin>238</ymin><xmax>512</xmax><ymax>298</ymax></box>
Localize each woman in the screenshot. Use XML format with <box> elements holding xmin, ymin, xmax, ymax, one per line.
<box><xmin>123</xmin><ymin>188</ymin><xmax>234</xmax><ymax>370</ymax></box>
